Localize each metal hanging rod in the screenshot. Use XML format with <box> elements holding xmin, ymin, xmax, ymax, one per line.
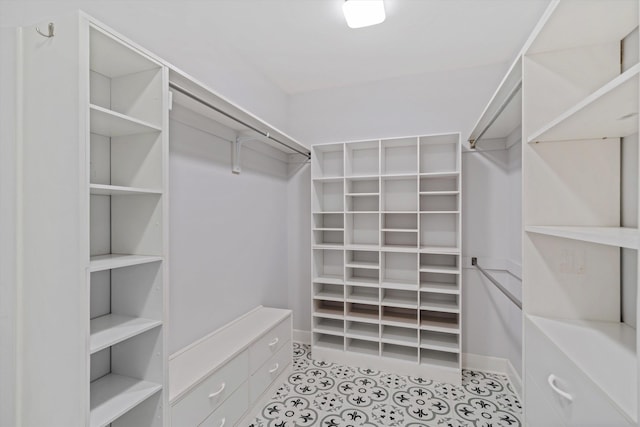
<box><xmin>469</xmin><ymin>80</ymin><xmax>522</xmax><ymax>149</ymax></box>
<box><xmin>472</xmin><ymin>257</ymin><xmax>522</xmax><ymax>310</ymax></box>
<box><xmin>169</xmin><ymin>81</ymin><xmax>311</xmax><ymax>159</ymax></box>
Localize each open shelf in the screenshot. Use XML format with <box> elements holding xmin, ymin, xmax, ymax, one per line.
<box><xmin>89</xmin><ymin>254</ymin><xmax>162</xmax><ymax>272</ymax></box>
<box><xmin>420</xmin><ymin>293</ymin><xmax>459</xmax><ymax>314</ymax></box>
<box><xmin>89</xmin><ymin>374</ymin><xmax>162</xmax><ymax>427</ymax></box>
<box><xmin>419</xmin><ymin>246</ymin><xmax>460</xmax><ymax>255</ymax></box>
<box><xmin>528</xmin><ymin>64</ymin><xmax>640</xmax><ymax>143</ymax></box>
<box><xmin>89</xmin><ymin>184</ymin><xmax>162</xmax><ymax>196</ymax></box>
<box><xmin>420</xmin><ymin>278</ymin><xmax>460</xmax><ymax>295</ymax></box>
<box><xmin>419</xmin><ymin>135</ymin><xmax>459</xmax><ymax>174</ymax></box>
<box><xmin>348</xmin><ymin>338</ymin><xmax>380</xmax><ymax>356</ymax></box>
<box><xmin>90</xmin><ymin>105</ymin><xmax>161</xmax><ymax>138</ymax></box>
<box><xmin>420</xmin><ymin>330</ymin><xmax>459</xmax><ymax>353</ymax></box>
<box><xmin>381</xmin><ymin>307</ymin><xmax>417</xmax><ymax>328</ymax></box>
<box><xmin>312</xmin><ymin>143</ymin><xmax>344</xmax><ymax>179</ymax></box>
<box><xmin>90</xmin><ymin>314</ymin><xmax>162</xmax><ymax>354</ymax></box>
<box><xmin>313</xmin><ymin>213</ymin><xmax>344</xmax><ymax>230</ymax></box>
<box><xmin>314</xmin><ymin>300</ymin><xmax>344</xmax><ymax>320</ymax></box>
<box><xmin>526</xmin><ymin>225</ymin><xmax>640</xmax><ymax>250</ymax></box>
<box><xmin>383</xmin><ymin>343</ymin><xmax>417</xmax><ymax>362</ymax></box>
<box><xmin>420</xmin><ymin>311</ymin><xmax>460</xmax><ymax>334</ymax></box>
<box><xmin>312</xmin><ymin>180</ymin><xmax>344</xmax><ymax>212</ymax></box>
<box><xmin>529</xmin><ymin>315</ymin><xmax>637</xmax><ymax>421</ymax></box>
<box><xmin>313</xmin><ymin>317</ymin><xmax>344</xmax><ymax>336</ymax></box>
<box><xmin>382</xmin><ymin>177</ymin><xmax>418</xmax><ymax>212</ymax></box>
<box><xmin>419</xmin><ymin>253</ymin><xmax>460</xmax><ymax>275</ymax></box>
<box><xmin>346</xmin><ymin>321</ymin><xmax>380</xmax><ymax>341</ymax></box>
<box><xmin>346</xmin><ymin>140</ymin><xmax>379</xmax><ymax>177</ymax></box>
<box><xmin>382</xmin><ymin>138</ymin><xmax>418</xmax><ymax>175</ymax></box>
<box><xmin>314</xmin><ymin>283</ymin><xmax>344</xmax><ymax>301</ymax></box>
<box><xmin>346</xmin><ymin>194</ymin><xmax>379</xmax><ymax>212</ymax></box>
<box><xmin>420</xmin><ymin>349</ymin><xmax>459</xmax><ymax>370</ymax></box>
<box><xmin>346</xmin><ymin>303</ymin><xmax>380</xmax><ymax>323</ymax></box>
<box><xmin>381</xmin><ymin>279</ymin><xmax>418</xmax><ymax>292</ymax></box>
<box><xmin>381</xmin><ymin>289</ymin><xmax>418</xmax><ymax>309</ymax></box>
<box><xmin>315</xmin><ymin>333</ymin><xmax>344</xmax><ymax>351</ymax></box>
<box><xmin>346</xmin><ymin>286</ymin><xmax>379</xmax><ymax>304</ymax></box>
<box><xmin>381</xmin><ymin>325</ymin><xmax>418</xmax><ymax>346</ymax></box>
<box><xmin>346</xmin><ymin>177</ymin><xmax>379</xmax><ymax>194</ymax></box>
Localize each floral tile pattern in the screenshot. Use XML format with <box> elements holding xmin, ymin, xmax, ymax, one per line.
<box><xmin>248</xmin><ymin>343</ymin><xmax>522</xmax><ymax>427</ymax></box>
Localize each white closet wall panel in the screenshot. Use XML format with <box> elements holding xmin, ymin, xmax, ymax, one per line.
<box><xmin>169</xmin><ymin>119</ymin><xmax>290</xmax><ymax>353</ymax></box>
<box><xmin>622</xmin><ymin>133</ymin><xmax>639</xmax><ymax>328</ymax></box>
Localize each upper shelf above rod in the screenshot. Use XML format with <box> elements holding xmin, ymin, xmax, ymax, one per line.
<box><xmin>468</xmin><ymin>56</ymin><xmax>523</xmax><ymax>150</ymax></box>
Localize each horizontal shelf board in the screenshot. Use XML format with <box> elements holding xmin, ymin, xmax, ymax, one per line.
<box><xmin>382</xmin><ymin>210</ymin><xmax>418</xmax><ymax>214</ymax></box>
<box><xmin>419</xmin><ymin>301</ymin><xmax>460</xmax><ymax>314</ymax></box>
<box><xmin>420</xmin><ymin>317</ymin><xmax>460</xmax><ymax>334</ymax></box>
<box><xmin>525</xmin><ymin>226</ymin><xmax>640</xmax><ymax>250</ymax></box>
<box><xmin>313</xmin><ymin>228</ymin><xmax>344</xmax><ymax>232</ymax></box>
<box><xmin>381</xmin><ymin>281</ymin><xmax>418</xmax><ymax>291</ymax></box>
<box><xmin>90</xmin><ymin>374</ymin><xmax>162</xmax><ymax>427</ymax></box>
<box><xmin>344</xmin><ymin>277</ymin><xmax>379</xmax><ymax>286</ymax></box>
<box><xmin>312</xmin><ymin>177</ymin><xmax>344</xmax><ymax>182</ymax></box>
<box><xmin>312</xmin><ymin>326</ymin><xmax>344</xmax><ymax>336</ymax></box>
<box><xmin>345</xmin><ymin>174</ymin><xmax>380</xmax><ymax>180</ymax></box>
<box><xmin>89</xmin><ymin>184</ymin><xmax>162</xmax><ymax>196</ymax></box>
<box><xmin>381</xmin><ymin>334</ymin><xmax>418</xmax><ymax>347</ymax></box>
<box><xmin>529</xmin><ymin>315</ymin><xmax>637</xmax><ymax>422</ymax></box>
<box><xmin>381</xmin><ymin>245</ymin><xmax>418</xmax><ymax>253</ymax></box>
<box><xmin>313</xmin><ymin>275</ymin><xmax>344</xmax><ymax>285</ymax></box>
<box><xmin>314</xmin><ymin>291</ymin><xmax>344</xmax><ymax>302</ymax></box>
<box><xmin>381</xmin><ymin>314</ymin><xmax>417</xmax><ymax>328</ymax></box>
<box><xmin>420</xmin><ymin>282</ymin><xmax>460</xmax><ymax>295</ymax></box>
<box><xmin>382</xmin><ymin>296</ymin><xmax>418</xmax><ymax>309</ymax></box>
<box><xmin>381</xmin><ymin>228</ymin><xmax>418</xmax><ymax>233</ymax></box>
<box><xmin>419</xmin><ymin>172</ymin><xmax>459</xmax><ymax>178</ymax></box>
<box><xmin>419</xmin><ymin>246</ymin><xmax>461</xmax><ymax>255</ymax></box>
<box><xmin>312</xmin><ymin>244</ymin><xmax>345</xmax><ymax>250</ymax></box>
<box><xmin>89</xmin><ymin>254</ymin><xmax>162</xmax><ymax>272</ymax></box>
<box><xmin>346</xmin><ymin>192</ymin><xmax>379</xmax><ymax>197</ymax></box>
<box><xmin>314</xmin><ymin>308</ymin><xmax>344</xmax><ymax>320</ymax></box>
<box><xmin>345</xmin><ymin>333</ymin><xmax>379</xmax><ymax>343</ymax></box>
<box><xmin>419</xmin><ymin>191</ymin><xmax>460</xmax><ymax>196</ymax></box>
<box><xmin>527</xmin><ymin>64</ymin><xmax>640</xmax><ymax>143</ymax></box>
<box><xmin>420</xmin><ymin>336</ymin><xmax>459</xmax><ymax>353</ymax></box>
<box><xmin>421</xmin><ymin>352</ymin><xmax>459</xmax><ymax>370</ymax></box>
<box><xmin>312</xmin><ymin>211</ymin><xmax>344</xmax><ymax>214</ymax></box>
<box><xmin>346</xmin><ymin>295</ymin><xmax>379</xmax><ymax>305</ymax></box>
<box><xmin>381</xmin><ymin>173</ymin><xmax>418</xmax><ymax>179</ymax></box>
<box><xmin>90</xmin><ymin>314</ymin><xmax>162</xmax><ymax>354</ymax></box>
<box><xmin>90</xmin><ymin>105</ymin><xmax>162</xmax><ymax>137</ymax></box>
<box><xmin>419</xmin><ymin>265</ymin><xmax>460</xmax><ymax>275</ymax></box>
<box><xmin>346</xmin><ymin>310</ymin><xmax>380</xmax><ymax>322</ymax></box>
<box><xmin>345</xmin><ymin>261</ymin><xmax>380</xmax><ymax>270</ymax></box>
<box><xmin>345</xmin><ymin>244</ymin><xmax>380</xmax><ymax>251</ymax></box>
<box><xmin>420</xmin><ymin>210</ymin><xmax>460</xmax><ymax>214</ymax></box>
<box><xmin>345</xmin><ymin>210</ymin><xmax>379</xmax><ymax>214</ymax></box>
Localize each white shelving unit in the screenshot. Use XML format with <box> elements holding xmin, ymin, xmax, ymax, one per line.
<box><xmin>19</xmin><ymin>14</ymin><xmax>168</xmax><ymax>426</ymax></box>
<box><xmin>489</xmin><ymin>0</ymin><xmax>640</xmax><ymax>425</ymax></box>
<box><xmin>311</xmin><ymin>134</ymin><xmax>462</xmax><ymax>383</ymax></box>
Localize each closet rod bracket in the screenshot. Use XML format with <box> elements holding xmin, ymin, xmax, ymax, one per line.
<box><xmin>233</xmin><ymin>136</ymin><xmax>259</xmax><ymax>174</ymax></box>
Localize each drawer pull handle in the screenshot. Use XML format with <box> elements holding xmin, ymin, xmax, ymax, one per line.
<box><xmin>219</xmin><ymin>417</ymin><xmax>226</xmax><ymax>427</ymax></box>
<box><xmin>547</xmin><ymin>374</ymin><xmax>573</xmax><ymax>402</ymax></box>
<box><xmin>269</xmin><ymin>363</ymin><xmax>280</xmax><ymax>374</ymax></box>
<box><xmin>208</xmin><ymin>382</ymin><xmax>226</xmax><ymax>399</ymax></box>
<box><xmin>268</xmin><ymin>337</ymin><xmax>279</xmax><ymax>347</ymax></box>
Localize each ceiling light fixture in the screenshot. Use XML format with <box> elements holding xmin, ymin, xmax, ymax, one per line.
<box><xmin>343</xmin><ymin>0</ymin><xmax>386</xmax><ymax>29</ymax></box>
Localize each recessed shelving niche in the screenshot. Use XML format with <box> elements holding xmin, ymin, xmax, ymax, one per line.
<box><xmin>311</xmin><ymin>134</ymin><xmax>461</xmax><ymax>383</ymax></box>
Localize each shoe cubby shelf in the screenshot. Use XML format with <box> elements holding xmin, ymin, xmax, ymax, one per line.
<box><xmin>311</xmin><ymin>134</ymin><xmax>462</xmax><ymax>381</ymax></box>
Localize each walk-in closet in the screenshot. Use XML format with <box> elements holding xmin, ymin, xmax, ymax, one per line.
<box><xmin>1</xmin><ymin>1</ymin><xmax>637</xmax><ymax>426</ymax></box>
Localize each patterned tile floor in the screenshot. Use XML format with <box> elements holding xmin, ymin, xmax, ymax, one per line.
<box><xmin>249</xmin><ymin>343</ymin><xmax>522</xmax><ymax>427</ymax></box>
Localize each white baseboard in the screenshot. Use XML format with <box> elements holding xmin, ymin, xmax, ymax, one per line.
<box><xmin>293</xmin><ymin>329</ymin><xmax>311</xmax><ymax>344</ymax></box>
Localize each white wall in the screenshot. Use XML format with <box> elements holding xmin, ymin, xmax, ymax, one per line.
<box><xmin>0</xmin><ymin>27</ymin><xmax>17</xmax><ymax>427</ymax></box>
<box><xmin>169</xmin><ymin>114</ymin><xmax>292</xmax><ymax>353</ymax></box>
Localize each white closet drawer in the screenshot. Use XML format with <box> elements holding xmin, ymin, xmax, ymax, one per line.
<box><xmin>249</xmin><ymin>316</ymin><xmax>291</xmax><ymax>374</ymax></box>
<box><xmin>525</xmin><ymin>374</ymin><xmax>566</xmax><ymax>427</ymax></box>
<box><xmin>172</xmin><ymin>350</ymin><xmax>249</xmax><ymax>427</ymax></box>
<box><xmin>525</xmin><ymin>318</ymin><xmax>633</xmax><ymax>426</ymax></box>
<box><xmin>199</xmin><ymin>381</ymin><xmax>249</xmax><ymax>427</ymax></box>
<box><xmin>250</xmin><ymin>340</ymin><xmax>291</xmax><ymax>404</ymax></box>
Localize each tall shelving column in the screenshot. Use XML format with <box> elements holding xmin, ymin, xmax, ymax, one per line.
<box><xmin>312</xmin><ymin>133</ymin><xmax>462</xmax><ymax>384</ymax></box>
<box><xmin>521</xmin><ymin>1</ymin><xmax>639</xmax><ymax>425</ymax></box>
<box><xmin>87</xmin><ymin>24</ymin><xmax>168</xmax><ymax>427</ymax></box>
<box><xmin>18</xmin><ymin>14</ymin><xmax>168</xmax><ymax>426</ymax></box>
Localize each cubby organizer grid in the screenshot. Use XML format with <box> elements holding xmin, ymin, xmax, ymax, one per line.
<box><xmin>311</xmin><ymin>134</ymin><xmax>463</xmax><ymax>383</ymax></box>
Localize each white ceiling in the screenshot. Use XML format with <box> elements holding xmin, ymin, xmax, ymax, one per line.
<box><xmin>196</xmin><ymin>0</ymin><xmax>551</xmax><ymax>94</ymax></box>
<box><xmin>1</xmin><ymin>0</ymin><xmax>550</xmax><ymax>95</ymax></box>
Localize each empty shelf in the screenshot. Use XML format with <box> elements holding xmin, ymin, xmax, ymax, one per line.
<box><xmin>348</xmin><ymin>339</ymin><xmax>380</xmax><ymax>356</ymax></box>
<box><xmin>313</xmin><ymin>244</ymin><xmax>344</xmax><ymax>250</ymax></box>
<box><xmin>528</xmin><ymin>64</ymin><xmax>640</xmax><ymax>143</ymax></box>
<box><xmin>313</xmin><ymin>228</ymin><xmax>344</xmax><ymax>232</ymax></box>
<box><xmin>313</xmin><ymin>275</ymin><xmax>344</xmax><ymax>285</ymax></box>
<box><xmin>421</xmin><ymin>351</ymin><xmax>459</xmax><ymax>370</ymax></box>
<box><xmin>526</xmin><ymin>226</ymin><xmax>640</xmax><ymax>250</ymax></box>
<box><xmin>346</xmin><ymin>192</ymin><xmax>379</xmax><ymax>196</ymax></box>
<box><xmin>89</xmin><ymin>254</ymin><xmax>162</xmax><ymax>272</ymax></box>
<box><xmin>419</xmin><ymin>172</ymin><xmax>459</xmax><ymax>178</ymax></box>
<box><xmin>381</xmin><ymin>280</ymin><xmax>418</xmax><ymax>291</ymax></box>
<box><xmin>381</xmin><ymin>313</ymin><xmax>417</xmax><ymax>328</ymax></box>
<box><xmin>313</xmin><ymin>325</ymin><xmax>344</xmax><ymax>336</ymax></box>
<box><xmin>314</xmin><ymin>289</ymin><xmax>344</xmax><ymax>301</ymax></box>
<box><xmin>419</xmin><ymin>246</ymin><xmax>461</xmax><ymax>255</ymax></box>
<box><xmin>381</xmin><ymin>228</ymin><xmax>418</xmax><ymax>233</ymax></box>
<box><xmin>420</xmin><ymin>282</ymin><xmax>460</xmax><ymax>295</ymax></box>
<box><xmin>346</xmin><ymin>310</ymin><xmax>379</xmax><ymax>323</ymax></box>
<box><xmin>420</xmin><ymin>300</ymin><xmax>460</xmax><ymax>314</ymax></box>
<box><xmin>90</xmin><ymin>314</ymin><xmax>162</xmax><ymax>354</ymax></box>
<box><xmin>90</xmin><ymin>105</ymin><xmax>161</xmax><ymax>137</ymax></box>
<box><xmin>345</xmin><ymin>277</ymin><xmax>379</xmax><ymax>287</ymax></box>
<box><xmin>346</xmin><ymin>261</ymin><xmax>380</xmax><ymax>270</ymax></box>
<box><xmin>315</xmin><ymin>334</ymin><xmax>344</xmax><ymax>350</ymax></box>
<box><xmin>381</xmin><ymin>245</ymin><xmax>418</xmax><ymax>253</ymax></box>
<box><xmin>419</xmin><ymin>191</ymin><xmax>460</xmax><ymax>196</ymax></box>
<box><xmin>315</xmin><ymin>306</ymin><xmax>344</xmax><ymax>320</ymax></box>
<box><xmin>346</xmin><ymin>323</ymin><xmax>380</xmax><ymax>340</ymax></box>
<box><xmin>420</xmin><ymin>315</ymin><xmax>460</xmax><ymax>334</ymax></box>
<box><xmin>90</xmin><ymin>184</ymin><xmax>162</xmax><ymax>196</ymax></box>
<box><xmin>90</xmin><ymin>374</ymin><xmax>162</xmax><ymax>427</ymax></box>
<box><xmin>383</xmin><ymin>344</ymin><xmax>417</xmax><ymax>362</ymax></box>
<box><xmin>420</xmin><ymin>334</ymin><xmax>459</xmax><ymax>353</ymax></box>
<box><xmin>381</xmin><ymin>328</ymin><xmax>418</xmax><ymax>346</ymax></box>
<box><xmin>382</xmin><ymin>294</ymin><xmax>418</xmax><ymax>309</ymax></box>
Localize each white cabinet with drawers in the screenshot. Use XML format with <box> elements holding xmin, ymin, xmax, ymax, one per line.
<box><xmin>169</xmin><ymin>307</ymin><xmax>292</xmax><ymax>426</ymax></box>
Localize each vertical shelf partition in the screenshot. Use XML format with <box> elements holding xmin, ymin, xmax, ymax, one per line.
<box><xmin>311</xmin><ymin>133</ymin><xmax>462</xmax><ymax>383</ymax></box>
